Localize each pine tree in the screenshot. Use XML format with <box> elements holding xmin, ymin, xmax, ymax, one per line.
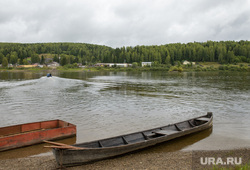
<box><xmin>165</xmin><ymin>55</ymin><xmax>171</xmax><ymax>65</ymax></box>
<box><xmin>40</xmin><ymin>55</ymin><xmax>45</xmax><ymax>64</ymax></box>
<box><xmin>2</xmin><ymin>57</ymin><xmax>8</xmax><ymax>67</ymax></box>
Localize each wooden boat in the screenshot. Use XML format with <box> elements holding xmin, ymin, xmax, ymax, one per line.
<box><xmin>49</xmin><ymin>112</ymin><xmax>213</xmax><ymax>166</ymax></box>
<box><xmin>0</xmin><ymin>120</ymin><xmax>76</xmax><ymax>151</ymax></box>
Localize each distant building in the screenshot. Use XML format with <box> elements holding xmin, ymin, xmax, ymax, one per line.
<box><xmin>141</xmin><ymin>62</ymin><xmax>152</xmax><ymax>67</ymax></box>
<box><xmin>109</xmin><ymin>63</ymin><xmax>130</xmax><ymax>67</ymax></box>
<box><xmin>183</xmin><ymin>60</ymin><xmax>195</xmax><ymax>65</ymax></box>
<box><xmin>95</xmin><ymin>63</ymin><xmax>132</xmax><ymax>67</ymax></box>
<box><xmin>47</xmin><ymin>62</ymin><xmax>60</xmax><ymax>68</ymax></box>
<box><xmin>78</xmin><ymin>63</ymin><xmax>85</xmax><ymax>68</ymax></box>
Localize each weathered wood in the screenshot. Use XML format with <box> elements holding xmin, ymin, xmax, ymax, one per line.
<box><xmin>44</xmin><ymin>145</ymin><xmax>83</xmax><ymax>150</ymax></box>
<box><xmin>174</xmin><ymin>124</ymin><xmax>182</xmax><ymax>131</ymax></box>
<box><xmin>43</xmin><ymin>140</ymin><xmax>84</xmax><ymax>150</ymax></box>
<box><xmin>122</xmin><ymin>136</ymin><xmax>129</xmax><ymax>144</ymax></box>
<box><xmin>0</xmin><ymin>120</ymin><xmax>76</xmax><ymax>152</ymax></box>
<box><xmin>43</xmin><ymin>140</ymin><xmax>68</xmax><ymax>146</ymax></box>
<box><xmin>98</xmin><ymin>141</ymin><xmax>104</xmax><ymax>147</ymax></box>
<box><xmin>195</xmin><ymin>117</ymin><xmax>210</xmax><ymax>121</ymax></box>
<box><xmin>188</xmin><ymin>120</ymin><xmax>195</xmax><ymax>127</ymax></box>
<box><xmin>51</xmin><ymin>112</ymin><xmax>213</xmax><ymax>167</ymax></box>
<box><xmin>153</xmin><ymin>129</ymin><xmax>178</xmax><ymax>135</ymax></box>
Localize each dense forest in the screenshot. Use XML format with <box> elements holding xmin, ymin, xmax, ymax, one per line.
<box><xmin>0</xmin><ymin>41</ymin><xmax>250</xmax><ymax>66</ymax></box>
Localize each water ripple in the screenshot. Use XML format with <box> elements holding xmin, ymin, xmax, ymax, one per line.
<box><xmin>0</xmin><ymin>71</ymin><xmax>249</xmax><ymax>149</ymax></box>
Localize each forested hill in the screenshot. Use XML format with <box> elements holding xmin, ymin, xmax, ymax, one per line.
<box><xmin>0</xmin><ymin>41</ymin><xmax>250</xmax><ymax>66</ymax></box>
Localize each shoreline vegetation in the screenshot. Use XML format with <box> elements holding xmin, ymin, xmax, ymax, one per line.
<box><xmin>0</xmin><ymin>41</ymin><xmax>250</xmax><ymax>73</ymax></box>
<box><xmin>0</xmin><ymin>62</ymin><xmax>249</xmax><ymax>73</ymax></box>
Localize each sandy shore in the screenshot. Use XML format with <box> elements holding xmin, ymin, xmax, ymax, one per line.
<box><xmin>0</xmin><ymin>148</ymin><xmax>249</xmax><ymax>170</ymax></box>
<box><xmin>0</xmin><ymin>151</ymin><xmax>192</xmax><ymax>170</ymax></box>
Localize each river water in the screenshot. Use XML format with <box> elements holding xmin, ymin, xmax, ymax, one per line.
<box><xmin>0</xmin><ymin>71</ymin><xmax>250</xmax><ymax>158</ymax></box>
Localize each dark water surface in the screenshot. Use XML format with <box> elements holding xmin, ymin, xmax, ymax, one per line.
<box><xmin>0</xmin><ymin>71</ymin><xmax>249</xmax><ymax>158</ymax></box>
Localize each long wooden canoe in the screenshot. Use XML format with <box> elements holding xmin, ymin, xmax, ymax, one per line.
<box><xmin>51</xmin><ymin>112</ymin><xmax>212</xmax><ymax>166</ymax></box>
<box><xmin>0</xmin><ymin>120</ymin><xmax>76</xmax><ymax>151</ymax></box>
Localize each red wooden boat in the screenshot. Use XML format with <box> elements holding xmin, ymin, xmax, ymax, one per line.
<box><xmin>0</xmin><ymin>120</ymin><xmax>76</xmax><ymax>151</ymax></box>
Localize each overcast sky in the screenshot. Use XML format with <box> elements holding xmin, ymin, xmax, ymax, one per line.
<box><xmin>0</xmin><ymin>0</ymin><xmax>250</xmax><ymax>48</ymax></box>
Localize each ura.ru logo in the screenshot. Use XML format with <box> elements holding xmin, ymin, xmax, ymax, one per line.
<box><xmin>200</xmin><ymin>157</ymin><xmax>242</xmax><ymax>165</ymax></box>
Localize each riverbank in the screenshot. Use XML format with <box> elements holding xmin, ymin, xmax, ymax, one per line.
<box><xmin>1</xmin><ymin>62</ymin><xmax>250</xmax><ymax>73</ymax></box>
<box><xmin>0</xmin><ymin>148</ymin><xmax>249</xmax><ymax>170</ymax></box>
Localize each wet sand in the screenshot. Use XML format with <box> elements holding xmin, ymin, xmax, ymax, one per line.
<box><xmin>0</xmin><ymin>148</ymin><xmax>249</xmax><ymax>170</ymax></box>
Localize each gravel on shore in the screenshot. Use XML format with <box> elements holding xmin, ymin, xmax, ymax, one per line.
<box><xmin>0</xmin><ymin>148</ymin><xmax>249</xmax><ymax>170</ymax></box>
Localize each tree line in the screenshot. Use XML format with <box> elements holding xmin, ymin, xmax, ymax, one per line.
<box><xmin>0</xmin><ymin>41</ymin><xmax>250</xmax><ymax>67</ymax></box>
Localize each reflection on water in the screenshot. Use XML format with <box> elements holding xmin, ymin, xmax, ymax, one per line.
<box><xmin>0</xmin><ymin>71</ymin><xmax>45</xmax><ymax>80</ymax></box>
<box><xmin>0</xmin><ymin>71</ymin><xmax>250</xmax><ymax>157</ymax></box>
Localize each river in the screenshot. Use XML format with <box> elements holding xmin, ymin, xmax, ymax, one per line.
<box><xmin>0</xmin><ymin>70</ymin><xmax>250</xmax><ymax>158</ymax></box>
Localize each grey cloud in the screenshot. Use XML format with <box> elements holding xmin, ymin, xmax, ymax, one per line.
<box><xmin>0</xmin><ymin>0</ymin><xmax>249</xmax><ymax>47</ymax></box>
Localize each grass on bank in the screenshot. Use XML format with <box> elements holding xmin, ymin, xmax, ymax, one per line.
<box><xmin>183</xmin><ymin>62</ymin><xmax>250</xmax><ymax>72</ymax></box>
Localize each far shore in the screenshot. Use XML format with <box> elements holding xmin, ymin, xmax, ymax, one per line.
<box><xmin>1</xmin><ymin>62</ymin><xmax>250</xmax><ymax>73</ymax></box>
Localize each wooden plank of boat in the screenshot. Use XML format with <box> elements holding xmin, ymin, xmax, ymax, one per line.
<box><xmin>195</xmin><ymin>117</ymin><xmax>210</xmax><ymax>122</ymax></box>
<box><xmin>44</xmin><ymin>140</ymin><xmax>84</xmax><ymax>150</ymax></box>
<box><xmin>0</xmin><ymin>120</ymin><xmax>76</xmax><ymax>151</ymax></box>
<box><xmin>50</xmin><ymin>112</ymin><xmax>213</xmax><ymax>167</ymax></box>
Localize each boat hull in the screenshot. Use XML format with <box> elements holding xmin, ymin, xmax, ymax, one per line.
<box><xmin>52</xmin><ymin>112</ymin><xmax>213</xmax><ymax>166</ymax></box>
<box><xmin>0</xmin><ymin>120</ymin><xmax>76</xmax><ymax>151</ymax></box>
